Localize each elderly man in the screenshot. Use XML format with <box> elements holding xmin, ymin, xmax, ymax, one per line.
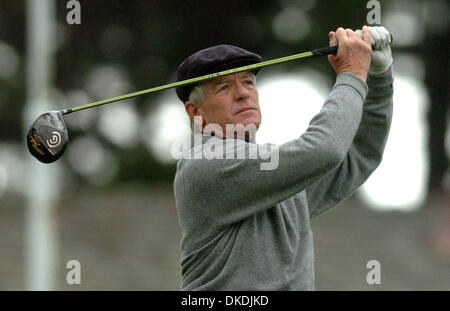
<box><xmin>173</xmin><ymin>26</ymin><xmax>393</xmax><ymax>290</ymax></box>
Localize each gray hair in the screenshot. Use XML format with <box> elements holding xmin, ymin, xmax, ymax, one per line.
<box><xmin>189</xmin><ymin>84</ymin><xmax>205</xmax><ymax>105</ymax></box>
<box><xmin>188</xmin><ymin>84</ymin><xmax>204</xmax><ymax>131</ymax></box>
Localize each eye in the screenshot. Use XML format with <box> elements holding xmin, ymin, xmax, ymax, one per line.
<box><xmin>217</xmin><ymin>84</ymin><xmax>229</xmax><ymax>92</ymax></box>
<box><xmin>244</xmin><ymin>80</ymin><xmax>255</xmax><ymax>86</ymax></box>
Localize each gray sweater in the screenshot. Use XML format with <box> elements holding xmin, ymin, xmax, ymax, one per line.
<box><xmin>173</xmin><ymin>69</ymin><xmax>393</xmax><ymax>290</ymax></box>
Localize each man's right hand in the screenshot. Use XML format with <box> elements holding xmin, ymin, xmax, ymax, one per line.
<box><xmin>328</xmin><ymin>26</ymin><xmax>372</xmax><ymax>82</ymax></box>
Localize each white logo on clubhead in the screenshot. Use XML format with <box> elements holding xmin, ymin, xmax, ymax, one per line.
<box><xmin>47</xmin><ymin>131</ymin><xmax>61</xmax><ymax>148</ymax></box>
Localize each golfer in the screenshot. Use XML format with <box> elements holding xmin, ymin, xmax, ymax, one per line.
<box><xmin>173</xmin><ymin>26</ymin><xmax>393</xmax><ymax>290</ymax></box>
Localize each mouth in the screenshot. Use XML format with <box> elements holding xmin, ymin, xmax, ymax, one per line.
<box><xmin>235</xmin><ymin>107</ymin><xmax>257</xmax><ymax>115</ymax></box>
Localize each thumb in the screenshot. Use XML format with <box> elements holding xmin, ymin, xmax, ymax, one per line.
<box><xmin>362</xmin><ymin>25</ymin><xmax>372</xmax><ymax>46</ymax></box>
<box><xmin>328</xmin><ymin>31</ymin><xmax>337</xmax><ymax>63</ymax></box>
<box><xmin>329</xmin><ymin>31</ymin><xmax>337</xmax><ymax>46</ymax></box>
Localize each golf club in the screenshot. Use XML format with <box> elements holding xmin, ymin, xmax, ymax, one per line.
<box><xmin>27</xmin><ymin>35</ymin><xmax>392</xmax><ymax>164</ymax></box>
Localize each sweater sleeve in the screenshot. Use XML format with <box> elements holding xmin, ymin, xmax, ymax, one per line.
<box><xmin>175</xmin><ymin>72</ymin><xmax>368</xmax><ymax>228</ymax></box>
<box><xmin>306</xmin><ymin>67</ymin><xmax>394</xmax><ymax>219</ymax></box>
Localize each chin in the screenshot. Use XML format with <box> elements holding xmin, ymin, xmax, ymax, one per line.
<box><xmin>235</xmin><ymin>113</ymin><xmax>261</xmax><ymax>127</ymax></box>
<box><xmin>237</xmin><ymin>119</ymin><xmax>260</xmax><ymax>128</ymax></box>
<box><xmin>248</xmin><ymin>116</ymin><xmax>261</xmax><ymax>126</ymax></box>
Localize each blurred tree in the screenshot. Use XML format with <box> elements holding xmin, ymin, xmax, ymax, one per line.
<box><xmin>0</xmin><ymin>0</ymin><xmax>447</xmax><ymax>201</ymax></box>
<box><xmin>422</xmin><ymin>25</ymin><xmax>449</xmax><ymax>199</ymax></box>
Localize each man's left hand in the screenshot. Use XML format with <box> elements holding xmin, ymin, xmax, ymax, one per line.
<box><xmin>357</xmin><ymin>26</ymin><xmax>393</xmax><ymax>74</ymax></box>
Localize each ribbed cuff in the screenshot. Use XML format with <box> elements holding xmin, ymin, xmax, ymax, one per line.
<box><xmin>367</xmin><ymin>65</ymin><xmax>394</xmax><ymax>85</ymax></box>
<box><xmin>367</xmin><ymin>66</ymin><xmax>394</xmax><ymax>98</ymax></box>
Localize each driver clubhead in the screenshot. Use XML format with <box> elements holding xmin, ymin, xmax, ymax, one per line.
<box><xmin>26</xmin><ymin>111</ymin><xmax>68</xmax><ymax>164</ymax></box>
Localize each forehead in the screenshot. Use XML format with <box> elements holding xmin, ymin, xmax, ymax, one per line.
<box><xmin>208</xmin><ymin>71</ymin><xmax>254</xmax><ymax>85</ymax></box>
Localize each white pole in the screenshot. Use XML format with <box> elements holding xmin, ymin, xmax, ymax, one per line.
<box><xmin>24</xmin><ymin>0</ymin><xmax>60</xmax><ymax>291</ymax></box>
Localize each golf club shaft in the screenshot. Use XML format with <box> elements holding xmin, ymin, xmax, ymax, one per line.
<box><xmin>61</xmin><ymin>45</ymin><xmax>338</xmax><ymax>115</ymax></box>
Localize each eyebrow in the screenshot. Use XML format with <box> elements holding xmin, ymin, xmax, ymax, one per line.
<box><xmin>239</xmin><ymin>72</ymin><xmax>253</xmax><ymax>79</ymax></box>
<box><xmin>210</xmin><ymin>72</ymin><xmax>254</xmax><ymax>86</ymax></box>
<box><xmin>211</xmin><ymin>76</ymin><xmax>230</xmax><ymax>86</ymax></box>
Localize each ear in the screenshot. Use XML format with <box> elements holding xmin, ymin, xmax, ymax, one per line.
<box><xmin>184</xmin><ymin>101</ymin><xmax>204</xmax><ymax>127</ymax></box>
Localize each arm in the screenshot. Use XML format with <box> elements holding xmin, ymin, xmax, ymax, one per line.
<box><xmin>306</xmin><ymin>67</ymin><xmax>394</xmax><ymax>219</ymax></box>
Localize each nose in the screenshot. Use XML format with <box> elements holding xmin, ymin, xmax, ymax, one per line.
<box><xmin>233</xmin><ymin>80</ymin><xmax>250</xmax><ymax>101</ymax></box>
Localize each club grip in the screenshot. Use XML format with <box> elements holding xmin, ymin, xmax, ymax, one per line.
<box><xmin>311</xmin><ymin>45</ymin><xmax>338</xmax><ymax>57</ymax></box>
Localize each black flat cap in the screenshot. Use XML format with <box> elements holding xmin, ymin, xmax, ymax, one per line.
<box><xmin>175</xmin><ymin>45</ymin><xmax>263</xmax><ymax>103</ymax></box>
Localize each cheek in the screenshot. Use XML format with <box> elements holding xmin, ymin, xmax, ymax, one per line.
<box><xmin>253</xmin><ymin>93</ymin><xmax>262</xmax><ymax>124</ymax></box>
<box><xmin>252</xmin><ymin>92</ymin><xmax>261</xmax><ymax>113</ymax></box>
<box><xmin>205</xmin><ymin>98</ymin><xmax>234</xmax><ymax>124</ymax></box>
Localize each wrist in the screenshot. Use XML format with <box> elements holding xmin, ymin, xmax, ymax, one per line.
<box><xmin>339</xmin><ymin>70</ymin><xmax>367</xmax><ymax>82</ymax></box>
<box><xmin>335</xmin><ymin>72</ymin><xmax>369</xmax><ymax>102</ymax></box>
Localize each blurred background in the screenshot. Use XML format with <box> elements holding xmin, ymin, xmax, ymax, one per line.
<box><xmin>0</xmin><ymin>0</ymin><xmax>448</xmax><ymax>290</ymax></box>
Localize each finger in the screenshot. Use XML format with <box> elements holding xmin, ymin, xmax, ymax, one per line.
<box><xmin>373</xmin><ymin>27</ymin><xmax>385</xmax><ymax>48</ymax></box>
<box><xmin>379</xmin><ymin>26</ymin><xmax>391</xmax><ymax>46</ymax></box>
<box><xmin>345</xmin><ymin>28</ymin><xmax>354</xmax><ymax>38</ymax></box>
<box><xmin>328</xmin><ymin>32</ymin><xmax>337</xmax><ymax>62</ymax></box>
<box><xmin>357</xmin><ymin>27</ymin><xmax>374</xmax><ymax>45</ymax></box>
<box><xmin>329</xmin><ymin>31</ymin><xmax>337</xmax><ymax>46</ymax></box>
<box><xmin>335</xmin><ymin>27</ymin><xmax>347</xmax><ymax>42</ymax></box>
<box><xmin>362</xmin><ymin>25</ymin><xmax>372</xmax><ymax>46</ymax></box>
<box><xmin>370</xmin><ymin>26</ymin><xmax>382</xmax><ymax>49</ymax></box>
<box><xmin>366</xmin><ymin>26</ymin><xmax>375</xmax><ymax>45</ymax></box>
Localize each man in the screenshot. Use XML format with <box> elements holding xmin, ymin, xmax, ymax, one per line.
<box><xmin>173</xmin><ymin>26</ymin><xmax>393</xmax><ymax>290</ymax></box>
